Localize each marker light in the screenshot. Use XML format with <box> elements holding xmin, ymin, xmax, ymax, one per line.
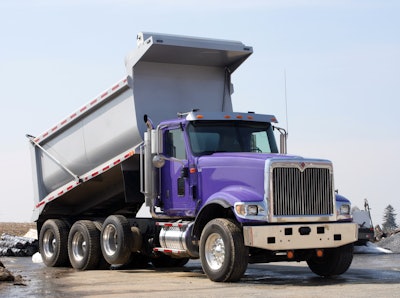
<box><xmin>316</xmin><ymin>249</ymin><xmax>324</xmax><ymax>258</ymax></box>
<box><xmin>235</xmin><ymin>204</ymin><xmax>246</xmax><ymax>216</ymax></box>
<box><xmin>287</xmin><ymin>251</ymin><xmax>294</xmax><ymax>259</ymax></box>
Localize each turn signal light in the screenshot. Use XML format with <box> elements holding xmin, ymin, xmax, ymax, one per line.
<box><xmin>316</xmin><ymin>249</ymin><xmax>324</xmax><ymax>258</ymax></box>
<box><xmin>287</xmin><ymin>250</ymin><xmax>294</xmax><ymax>259</ymax></box>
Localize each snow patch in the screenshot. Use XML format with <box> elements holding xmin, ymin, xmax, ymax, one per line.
<box><xmin>354</xmin><ymin>241</ymin><xmax>393</xmax><ymax>254</ymax></box>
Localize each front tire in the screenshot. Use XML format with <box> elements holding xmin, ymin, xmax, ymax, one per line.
<box><xmin>39</xmin><ymin>219</ymin><xmax>70</xmax><ymax>267</ymax></box>
<box><xmin>307</xmin><ymin>243</ymin><xmax>354</xmax><ymax>277</ymax></box>
<box><xmin>68</xmin><ymin>220</ymin><xmax>101</xmax><ymax>270</ymax></box>
<box><xmin>199</xmin><ymin>218</ymin><xmax>248</xmax><ymax>282</ymax></box>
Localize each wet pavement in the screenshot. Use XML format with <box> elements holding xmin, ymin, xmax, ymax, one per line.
<box><xmin>1</xmin><ymin>254</ymin><xmax>400</xmax><ymax>297</ymax></box>
<box><xmin>244</xmin><ymin>254</ymin><xmax>400</xmax><ymax>286</ymax></box>
<box><xmin>0</xmin><ymin>257</ymin><xmax>74</xmax><ymax>297</ymax></box>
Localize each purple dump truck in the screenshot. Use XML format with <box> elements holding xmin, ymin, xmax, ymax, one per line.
<box><xmin>28</xmin><ymin>32</ymin><xmax>357</xmax><ymax>282</ymax></box>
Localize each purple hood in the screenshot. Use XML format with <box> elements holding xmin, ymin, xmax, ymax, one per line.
<box><xmin>196</xmin><ymin>153</ymin><xmax>278</xmax><ymax>207</ymax></box>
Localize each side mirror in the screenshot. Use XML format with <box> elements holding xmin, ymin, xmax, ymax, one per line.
<box><xmin>151</xmin><ymin>129</ymin><xmax>163</xmax><ymax>154</ymax></box>
<box><xmin>280</xmin><ymin>133</ymin><xmax>287</xmax><ymax>154</ymax></box>
<box><xmin>274</xmin><ymin>126</ymin><xmax>287</xmax><ymax>154</ymax></box>
<box><xmin>152</xmin><ymin>154</ymin><xmax>186</xmax><ymax>168</ymax></box>
<box><xmin>152</xmin><ymin>155</ymin><xmax>166</xmax><ymax>168</ymax></box>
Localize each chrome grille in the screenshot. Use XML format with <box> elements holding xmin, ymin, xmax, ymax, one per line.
<box><xmin>272</xmin><ymin>167</ymin><xmax>334</xmax><ymax>216</ymax></box>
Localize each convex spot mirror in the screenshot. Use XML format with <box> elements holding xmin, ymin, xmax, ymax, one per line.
<box><xmin>152</xmin><ymin>155</ymin><xmax>166</xmax><ymax>168</ymax></box>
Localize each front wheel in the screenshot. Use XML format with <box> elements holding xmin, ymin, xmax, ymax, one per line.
<box><xmin>199</xmin><ymin>218</ymin><xmax>248</xmax><ymax>282</ymax></box>
<box><xmin>307</xmin><ymin>243</ymin><xmax>354</xmax><ymax>277</ymax></box>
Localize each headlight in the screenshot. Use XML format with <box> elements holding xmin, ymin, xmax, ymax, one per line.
<box><xmin>234</xmin><ymin>202</ymin><xmax>266</xmax><ymax>219</ymax></box>
<box><xmin>337</xmin><ymin>203</ymin><xmax>352</xmax><ymax>221</ymax></box>
<box><xmin>235</xmin><ymin>204</ymin><xmax>257</xmax><ymax>216</ymax></box>
<box><xmin>340</xmin><ymin>204</ymin><xmax>350</xmax><ymax>215</ymax></box>
<box><xmin>247</xmin><ymin>205</ymin><xmax>259</xmax><ymax>215</ymax></box>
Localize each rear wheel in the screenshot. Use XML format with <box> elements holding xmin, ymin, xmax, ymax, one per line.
<box><xmin>100</xmin><ymin>215</ymin><xmax>132</xmax><ymax>265</ymax></box>
<box><xmin>39</xmin><ymin>219</ymin><xmax>70</xmax><ymax>267</ymax></box>
<box><xmin>200</xmin><ymin>218</ymin><xmax>248</xmax><ymax>282</ymax></box>
<box><xmin>307</xmin><ymin>243</ymin><xmax>354</xmax><ymax>277</ymax></box>
<box><xmin>68</xmin><ymin>220</ymin><xmax>101</xmax><ymax>270</ymax></box>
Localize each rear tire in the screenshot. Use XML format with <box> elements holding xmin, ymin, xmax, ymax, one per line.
<box><xmin>307</xmin><ymin>243</ymin><xmax>354</xmax><ymax>277</ymax></box>
<box><xmin>39</xmin><ymin>219</ymin><xmax>70</xmax><ymax>267</ymax></box>
<box><xmin>200</xmin><ymin>218</ymin><xmax>248</xmax><ymax>282</ymax></box>
<box><xmin>68</xmin><ymin>220</ymin><xmax>101</xmax><ymax>270</ymax></box>
<box><xmin>100</xmin><ymin>215</ymin><xmax>132</xmax><ymax>265</ymax></box>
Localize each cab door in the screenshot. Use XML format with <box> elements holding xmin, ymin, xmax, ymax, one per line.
<box><xmin>160</xmin><ymin>126</ymin><xmax>196</xmax><ymax>216</ymax></box>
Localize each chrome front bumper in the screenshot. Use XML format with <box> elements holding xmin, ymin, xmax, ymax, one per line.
<box><xmin>243</xmin><ymin>222</ymin><xmax>358</xmax><ymax>250</ymax></box>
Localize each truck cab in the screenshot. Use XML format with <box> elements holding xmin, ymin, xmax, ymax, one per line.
<box><xmin>152</xmin><ymin>111</ymin><xmax>278</xmax><ymax>218</ymax></box>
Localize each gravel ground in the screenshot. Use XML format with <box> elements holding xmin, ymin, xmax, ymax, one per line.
<box><xmin>376</xmin><ymin>232</ymin><xmax>400</xmax><ymax>253</ymax></box>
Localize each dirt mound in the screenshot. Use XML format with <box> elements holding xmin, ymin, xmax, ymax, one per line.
<box><xmin>0</xmin><ymin>222</ymin><xmax>36</xmax><ymax>237</ymax></box>
<box><xmin>0</xmin><ymin>260</ymin><xmax>14</xmax><ymax>282</ymax></box>
<box><xmin>0</xmin><ymin>260</ymin><xmax>24</xmax><ymax>284</ymax></box>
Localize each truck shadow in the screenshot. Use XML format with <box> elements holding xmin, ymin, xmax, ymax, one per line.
<box><xmin>245</xmin><ymin>265</ymin><xmax>400</xmax><ymax>286</ymax></box>
<box><xmin>117</xmin><ymin>261</ymin><xmax>400</xmax><ymax>286</ymax></box>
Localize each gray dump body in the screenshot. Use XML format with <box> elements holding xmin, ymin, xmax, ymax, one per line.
<box><xmin>29</xmin><ymin>32</ymin><xmax>252</xmax><ymax>222</ymax></box>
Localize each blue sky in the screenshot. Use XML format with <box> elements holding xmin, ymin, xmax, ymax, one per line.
<box><xmin>0</xmin><ymin>0</ymin><xmax>399</xmax><ymax>226</ymax></box>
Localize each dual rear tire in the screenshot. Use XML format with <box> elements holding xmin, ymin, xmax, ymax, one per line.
<box><xmin>39</xmin><ymin>219</ymin><xmax>70</xmax><ymax>267</ymax></box>
<box><xmin>100</xmin><ymin>215</ymin><xmax>133</xmax><ymax>265</ymax></box>
<box><xmin>39</xmin><ymin>215</ymin><xmax>134</xmax><ymax>270</ymax></box>
<box><xmin>68</xmin><ymin>220</ymin><xmax>102</xmax><ymax>270</ymax></box>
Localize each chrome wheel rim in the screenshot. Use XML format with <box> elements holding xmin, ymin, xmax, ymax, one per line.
<box><xmin>72</xmin><ymin>232</ymin><xmax>86</xmax><ymax>262</ymax></box>
<box><xmin>204</xmin><ymin>232</ymin><xmax>225</xmax><ymax>270</ymax></box>
<box><xmin>103</xmin><ymin>224</ymin><xmax>118</xmax><ymax>256</ymax></box>
<box><xmin>43</xmin><ymin>230</ymin><xmax>56</xmax><ymax>259</ymax></box>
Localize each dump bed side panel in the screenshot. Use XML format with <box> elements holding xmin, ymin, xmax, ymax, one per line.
<box><xmin>30</xmin><ymin>83</ymin><xmax>143</xmax><ymax>206</ymax></box>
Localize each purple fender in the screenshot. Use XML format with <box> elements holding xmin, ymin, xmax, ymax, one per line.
<box><xmin>192</xmin><ymin>185</ymin><xmax>265</xmax><ymax>239</ymax></box>
<box><xmin>204</xmin><ymin>184</ymin><xmax>263</xmax><ymax>210</ymax></box>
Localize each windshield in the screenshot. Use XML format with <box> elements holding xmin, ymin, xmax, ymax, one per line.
<box><xmin>187</xmin><ymin>120</ymin><xmax>278</xmax><ymax>156</ymax></box>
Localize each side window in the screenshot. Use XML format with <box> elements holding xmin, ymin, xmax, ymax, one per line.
<box><xmin>251</xmin><ymin>131</ymin><xmax>272</xmax><ymax>153</ymax></box>
<box><xmin>165</xmin><ymin>129</ymin><xmax>187</xmax><ymax>159</ymax></box>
